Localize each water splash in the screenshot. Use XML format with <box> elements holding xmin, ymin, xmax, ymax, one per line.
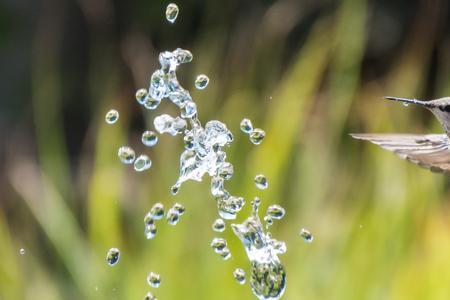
<box><xmin>232</xmin><ymin>200</ymin><xmax>286</xmax><ymax>300</ymax></box>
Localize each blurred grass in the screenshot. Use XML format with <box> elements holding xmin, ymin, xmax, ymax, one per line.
<box><xmin>1</xmin><ymin>0</ymin><xmax>450</xmax><ymax>299</ymax></box>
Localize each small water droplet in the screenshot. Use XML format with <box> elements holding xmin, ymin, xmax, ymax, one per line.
<box><xmin>145</xmin><ymin>223</ymin><xmax>157</xmax><ymax>239</ymax></box>
<box><xmin>105</xmin><ymin>109</ymin><xmax>119</xmax><ymax>124</ymax></box>
<box><xmin>212</xmin><ymin>218</ymin><xmax>226</xmax><ymax>232</ymax></box>
<box><xmin>19</xmin><ymin>248</ymin><xmax>25</xmax><ymax>255</ymax></box>
<box><xmin>147</xmin><ymin>272</ymin><xmax>161</xmax><ymax>288</ymax></box>
<box><xmin>134</xmin><ymin>154</ymin><xmax>152</xmax><ymax>172</ymax></box>
<box><xmin>210</xmin><ymin>237</ymin><xmax>227</xmax><ymax>253</ymax></box>
<box><xmin>118</xmin><ymin>146</ymin><xmax>136</xmax><ymax>164</ymax></box>
<box><xmin>233</xmin><ymin>268</ymin><xmax>246</xmax><ymax>285</ymax></box>
<box><xmin>136</xmin><ymin>88</ymin><xmax>148</xmax><ymax>105</ymax></box>
<box><xmin>263</xmin><ymin>215</ymin><xmax>273</xmax><ymax>228</ymax></box>
<box><xmin>170</xmin><ymin>183</ymin><xmax>180</xmax><ymax>195</ymax></box>
<box><xmin>166</xmin><ymin>208</ymin><xmax>180</xmax><ymax>225</ymax></box>
<box><xmin>106</xmin><ymin>248</ymin><xmax>120</xmax><ymax>266</ymax></box>
<box><xmin>254</xmin><ymin>174</ymin><xmax>268</xmax><ymax>190</ymax></box>
<box><xmin>249</xmin><ymin>128</ymin><xmax>265</xmax><ymax>145</ymax></box>
<box><xmin>165</xmin><ymin>3</ymin><xmax>179</xmax><ymax>23</ymax></box>
<box><xmin>240</xmin><ymin>118</ymin><xmax>253</xmax><ymax>134</ymax></box>
<box><xmin>172</xmin><ymin>203</ymin><xmax>185</xmax><ymax>215</ymax></box>
<box><xmin>144</xmin><ymin>96</ymin><xmax>161</xmax><ymax>110</ymax></box>
<box><xmin>181</xmin><ymin>101</ymin><xmax>197</xmax><ymax>118</ymax></box>
<box><xmin>403</xmin><ymin>102</ymin><xmax>409</xmax><ymax>107</ymax></box>
<box><xmin>183</xmin><ymin>134</ymin><xmax>194</xmax><ymax>150</ymax></box>
<box><xmin>217</xmin><ymin>162</ymin><xmax>234</xmax><ymax>180</ymax></box>
<box><xmin>142</xmin><ymin>131</ymin><xmax>158</xmax><ymax>147</ymax></box>
<box><xmin>150</xmin><ymin>203</ymin><xmax>165</xmax><ymax>220</ymax></box>
<box><xmin>143</xmin><ymin>291</ymin><xmax>157</xmax><ymax>300</ymax></box>
<box><xmin>300</xmin><ymin>228</ymin><xmax>313</xmax><ymax>243</ymax></box>
<box><xmin>220</xmin><ymin>248</ymin><xmax>232</xmax><ymax>260</ymax></box>
<box><xmin>194</xmin><ymin>74</ymin><xmax>209</xmax><ymax>89</ymax></box>
<box><xmin>266</xmin><ymin>204</ymin><xmax>285</xmax><ymax>220</ymax></box>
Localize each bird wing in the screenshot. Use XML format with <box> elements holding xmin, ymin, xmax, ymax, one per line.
<box><xmin>350</xmin><ymin>133</ymin><xmax>450</xmax><ymax>173</ymax></box>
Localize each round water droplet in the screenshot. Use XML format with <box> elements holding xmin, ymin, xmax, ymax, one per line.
<box><xmin>233</xmin><ymin>268</ymin><xmax>246</xmax><ymax>285</ymax></box>
<box><xmin>147</xmin><ymin>272</ymin><xmax>161</xmax><ymax>288</ymax></box>
<box><xmin>142</xmin><ymin>131</ymin><xmax>158</xmax><ymax>147</ymax></box>
<box><xmin>106</xmin><ymin>248</ymin><xmax>120</xmax><ymax>266</ymax></box>
<box><xmin>144</xmin><ymin>96</ymin><xmax>161</xmax><ymax>110</ymax></box>
<box><xmin>145</xmin><ymin>223</ymin><xmax>157</xmax><ymax>240</ymax></box>
<box><xmin>254</xmin><ymin>174</ymin><xmax>268</xmax><ymax>190</ymax></box>
<box><xmin>172</xmin><ymin>203</ymin><xmax>185</xmax><ymax>215</ymax></box>
<box><xmin>136</xmin><ymin>88</ymin><xmax>148</xmax><ymax>105</ymax></box>
<box><xmin>240</xmin><ymin>118</ymin><xmax>253</xmax><ymax>134</ymax></box>
<box><xmin>211</xmin><ymin>237</ymin><xmax>227</xmax><ymax>253</ymax></box>
<box><xmin>266</xmin><ymin>204</ymin><xmax>285</xmax><ymax>220</ymax></box>
<box><xmin>212</xmin><ymin>218</ymin><xmax>226</xmax><ymax>232</ymax></box>
<box><xmin>220</xmin><ymin>247</ymin><xmax>232</xmax><ymax>260</ymax></box>
<box><xmin>183</xmin><ymin>134</ymin><xmax>194</xmax><ymax>150</ymax></box>
<box><xmin>181</xmin><ymin>101</ymin><xmax>197</xmax><ymax>118</ymax></box>
<box><xmin>143</xmin><ymin>291</ymin><xmax>157</xmax><ymax>300</ymax></box>
<box><xmin>300</xmin><ymin>228</ymin><xmax>313</xmax><ymax>243</ymax></box>
<box><xmin>194</xmin><ymin>74</ymin><xmax>209</xmax><ymax>90</ymax></box>
<box><xmin>166</xmin><ymin>208</ymin><xmax>180</xmax><ymax>225</ymax></box>
<box><xmin>134</xmin><ymin>154</ymin><xmax>152</xmax><ymax>172</ymax></box>
<box><xmin>118</xmin><ymin>146</ymin><xmax>136</xmax><ymax>164</ymax></box>
<box><xmin>150</xmin><ymin>203</ymin><xmax>165</xmax><ymax>220</ymax></box>
<box><xmin>105</xmin><ymin>109</ymin><xmax>119</xmax><ymax>124</ymax></box>
<box><xmin>165</xmin><ymin>3</ymin><xmax>179</xmax><ymax>23</ymax></box>
<box><xmin>19</xmin><ymin>248</ymin><xmax>25</xmax><ymax>255</ymax></box>
<box><xmin>249</xmin><ymin>128</ymin><xmax>265</xmax><ymax>145</ymax></box>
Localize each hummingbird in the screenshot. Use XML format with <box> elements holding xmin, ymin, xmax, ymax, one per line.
<box><xmin>351</xmin><ymin>96</ymin><xmax>450</xmax><ymax>173</ymax></box>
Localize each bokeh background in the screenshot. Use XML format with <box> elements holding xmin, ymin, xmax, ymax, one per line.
<box><xmin>1</xmin><ymin>0</ymin><xmax>450</xmax><ymax>299</ymax></box>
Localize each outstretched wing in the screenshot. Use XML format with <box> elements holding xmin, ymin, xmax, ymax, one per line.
<box><xmin>351</xmin><ymin>133</ymin><xmax>450</xmax><ymax>173</ymax></box>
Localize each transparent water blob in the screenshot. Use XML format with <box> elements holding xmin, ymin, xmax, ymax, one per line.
<box><xmin>105</xmin><ymin>109</ymin><xmax>119</xmax><ymax>124</ymax></box>
<box><xmin>231</xmin><ymin>199</ymin><xmax>286</xmax><ymax>300</ymax></box>
<box><xmin>240</xmin><ymin>118</ymin><xmax>253</xmax><ymax>134</ymax></box>
<box><xmin>144</xmin><ymin>96</ymin><xmax>161</xmax><ymax>110</ymax></box>
<box><xmin>143</xmin><ymin>291</ymin><xmax>157</xmax><ymax>300</ymax></box>
<box><xmin>172</xmin><ymin>203</ymin><xmax>185</xmax><ymax>215</ymax></box>
<box><xmin>106</xmin><ymin>248</ymin><xmax>120</xmax><ymax>266</ymax></box>
<box><xmin>166</xmin><ymin>208</ymin><xmax>180</xmax><ymax>225</ymax></box>
<box><xmin>181</xmin><ymin>101</ymin><xmax>197</xmax><ymax>118</ymax></box>
<box><xmin>233</xmin><ymin>268</ymin><xmax>246</xmax><ymax>285</ymax></box>
<box><xmin>403</xmin><ymin>102</ymin><xmax>409</xmax><ymax>107</ymax></box>
<box><xmin>135</xmin><ymin>88</ymin><xmax>148</xmax><ymax>105</ymax></box>
<box><xmin>266</xmin><ymin>204</ymin><xmax>285</xmax><ymax>220</ymax></box>
<box><xmin>145</xmin><ymin>223</ymin><xmax>157</xmax><ymax>240</ymax></box>
<box><xmin>212</xmin><ymin>218</ymin><xmax>226</xmax><ymax>232</ymax></box>
<box><xmin>118</xmin><ymin>146</ymin><xmax>136</xmax><ymax>164</ymax></box>
<box><xmin>183</xmin><ymin>134</ymin><xmax>194</xmax><ymax>150</ymax></box>
<box><xmin>220</xmin><ymin>247</ymin><xmax>232</xmax><ymax>260</ymax></box>
<box><xmin>165</xmin><ymin>3</ymin><xmax>179</xmax><ymax>23</ymax></box>
<box><xmin>147</xmin><ymin>272</ymin><xmax>161</xmax><ymax>288</ymax></box>
<box><xmin>150</xmin><ymin>203</ymin><xmax>165</xmax><ymax>220</ymax></box>
<box><xmin>142</xmin><ymin>131</ymin><xmax>158</xmax><ymax>147</ymax></box>
<box><xmin>134</xmin><ymin>154</ymin><xmax>152</xmax><ymax>172</ymax></box>
<box><xmin>154</xmin><ymin>114</ymin><xmax>186</xmax><ymax>136</ymax></box>
<box><xmin>254</xmin><ymin>174</ymin><xmax>268</xmax><ymax>190</ymax></box>
<box><xmin>249</xmin><ymin>128</ymin><xmax>265</xmax><ymax>145</ymax></box>
<box><xmin>19</xmin><ymin>248</ymin><xmax>25</xmax><ymax>255</ymax></box>
<box><xmin>263</xmin><ymin>215</ymin><xmax>273</xmax><ymax>228</ymax></box>
<box><xmin>217</xmin><ymin>162</ymin><xmax>233</xmax><ymax>180</ymax></box>
<box><xmin>299</xmin><ymin>228</ymin><xmax>314</xmax><ymax>243</ymax></box>
<box><xmin>194</xmin><ymin>74</ymin><xmax>209</xmax><ymax>90</ymax></box>
<box><xmin>210</xmin><ymin>237</ymin><xmax>227</xmax><ymax>253</ymax></box>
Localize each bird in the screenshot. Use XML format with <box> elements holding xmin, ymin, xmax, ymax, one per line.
<box><xmin>351</xmin><ymin>96</ymin><xmax>450</xmax><ymax>173</ymax></box>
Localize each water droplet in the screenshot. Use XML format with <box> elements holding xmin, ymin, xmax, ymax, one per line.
<box><xmin>233</xmin><ymin>268</ymin><xmax>246</xmax><ymax>285</ymax></box>
<box><xmin>254</xmin><ymin>174</ymin><xmax>268</xmax><ymax>190</ymax></box>
<box><xmin>220</xmin><ymin>247</ymin><xmax>232</xmax><ymax>260</ymax></box>
<box><xmin>183</xmin><ymin>134</ymin><xmax>194</xmax><ymax>150</ymax></box>
<box><xmin>299</xmin><ymin>228</ymin><xmax>313</xmax><ymax>243</ymax></box>
<box><xmin>134</xmin><ymin>154</ymin><xmax>152</xmax><ymax>172</ymax></box>
<box><xmin>147</xmin><ymin>272</ymin><xmax>161</xmax><ymax>288</ymax></box>
<box><xmin>249</xmin><ymin>128</ymin><xmax>265</xmax><ymax>145</ymax></box>
<box><xmin>217</xmin><ymin>195</ymin><xmax>245</xmax><ymax>220</ymax></box>
<box><xmin>136</xmin><ymin>88</ymin><xmax>148</xmax><ymax>105</ymax></box>
<box><xmin>217</xmin><ymin>162</ymin><xmax>233</xmax><ymax>180</ymax></box>
<box><xmin>403</xmin><ymin>102</ymin><xmax>409</xmax><ymax>107</ymax></box>
<box><xmin>144</xmin><ymin>212</ymin><xmax>155</xmax><ymax>225</ymax></box>
<box><xmin>212</xmin><ymin>218</ymin><xmax>226</xmax><ymax>232</ymax></box>
<box><xmin>145</xmin><ymin>223</ymin><xmax>157</xmax><ymax>239</ymax></box>
<box><xmin>144</xmin><ymin>96</ymin><xmax>161</xmax><ymax>110</ymax></box>
<box><xmin>154</xmin><ymin>114</ymin><xmax>187</xmax><ymax>136</ymax></box>
<box><xmin>172</xmin><ymin>203</ymin><xmax>185</xmax><ymax>215</ymax></box>
<box><xmin>165</xmin><ymin>3</ymin><xmax>179</xmax><ymax>23</ymax></box>
<box><xmin>181</xmin><ymin>101</ymin><xmax>197</xmax><ymax>118</ymax></box>
<box><xmin>143</xmin><ymin>291</ymin><xmax>157</xmax><ymax>300</ymax></box>
<box><xmin>118</xmin><ymin>146</ymin><xmax>136</xmax><ymax>164</ymax></box>
<box><xmin>240</xmin><ymin>118</ymin><xmax>253</xmax><ymax>134</ymax></box>
<box><xmin>150</xmin><ymin>203</ymin><xmax>165</xmax><ymax>220</ymax></box>
<box><xmin>210</xmin><ymin>237</ymin><xmax>227</xmax><ymax>253</ymax></box>
<box><xmin>266</xmin><ymin>205</ymin><xmax>285</xmax><ymax>220</ymax></box>
<box><xmin>263</xmin><ymin>215</ymin><xmax>273</xmax><ymax>228</ymax></box>
<box><xmin>142</xmin><ymin>131</ymin><xmax>158</xmax><ymax>147</ymax></box>
<box><xmin>106</xmin><ymin>248</ymin><xmax>120</xmax><ymax>266</ymax></box>
<box><xmin>19</xmin><ymin>248</ymin><xmax>25</xmax><ymax>255</ymax></box>
<box><xmin>166</xmin><ymin>208</ymin><xmax>180</xmax><ymax>225</ymax></box>
<box><xmin>194</xmin><ymin>74</ymin><xmax>209</xmax><ymax>90</ymax></box>
<box><xmin>170</xmin><ymin>183</ymin><xmax>180</xmax><ymax>195</ymax></box>
<box><xmin>105</xmin><ymin>109</ymin><xmax>119</xmax><ymax>124</ymax></box>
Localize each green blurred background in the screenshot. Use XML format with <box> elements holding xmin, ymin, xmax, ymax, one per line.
<box><xmin>1</xmin><ymin>0</ymin><xmax>450</xmax><ymax>299</ymax></box>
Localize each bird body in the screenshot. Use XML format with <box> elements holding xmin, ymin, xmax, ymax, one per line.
<box><xmin>352</xmin><ymin>96</ymin><xmax>450</xmax><ymax>173</ymax></box>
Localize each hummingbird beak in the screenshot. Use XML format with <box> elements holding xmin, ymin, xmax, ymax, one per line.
<box><xmin>384</xmin><ymin>96</ymin><xmax>435</xmax><ymax>108</ymax></box>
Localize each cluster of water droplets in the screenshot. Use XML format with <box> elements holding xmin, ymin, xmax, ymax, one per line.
<box><xmin>240</xmin><ymin>118</ymin><xmax>266</xmax><ymax>145</ymax></box>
